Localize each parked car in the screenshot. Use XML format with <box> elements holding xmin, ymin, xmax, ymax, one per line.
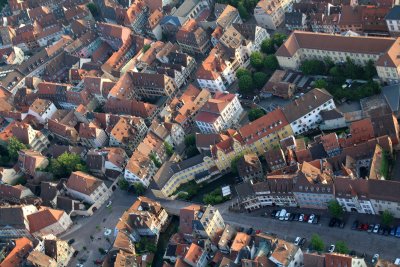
<box><xmin>73</xmin><ymin>251</ymin><xmax>79</xmax><ymax>257</ymax></box>
<box><xmin>349</xmin><ymin>251</ymin><xmax>356</xmax><ymax>256</ymax></box>
<box><xmin>68</xmin><ymin>239</ymin><xmax>75</xmax><ymax>245</ymax></box>
<box><xmin>299</xmin><ymin>238</ymin><xmax>306</xmax><ymax>247</ymax></box>
<box><xmin>373</xmin><ymin>224</ymin><xmax>380</xmax><ymax>234</ymax></box>
<box><xmin>367</xmin><ymin>224</ymin><xmax>374</xmax><ymax>233</ymax></box>
<box><xmin>294</xmin><ymin>237</ymin><xmax>301</xmax><ymax>246</ymax></box>
<box><xmin>303</xmin><ymin>214</ymin><xmax>309</xmax><ymax>222</ymax></box>
<box><xmin>275</xmin><ymin>210</ymin><xmax>281</xmax><ymax>219</ymax></box>
<box><xmin>285</xmin><ymin>213</ymin><xmax>291</xmax><ymax>221</ymax></box>
<box><xmin>329</xmin><ymin>218</ymin><xmax>336</xmax><ymax>227</ymax></box>
<box><xmin>379</xmin><ymin>227</ymin><xmax>384</xmax><ymax>235</ymax></box>
<box><xmin>299</xmin><ymin>214</ymin><xmax>304</xmax><ymax>222</ymax></box>
<box><xmin>351</xmin><ymin>220</ymin><xmax>359</xmax><ymax>230</ymax></box>
<box><xmin>328</xmin><ymin>244</ymin><xmax>335</xmax><ymax>253</ymax></box>
<box><xmin>390</xmin><ymin>227</ymin><xmax>396</xmax><ymax>236</ymax></box>
<box><xmin>372</xmin><ymin>254</ymin><xmax>379</xmax><ymax>264</ymax></box>
<box><xmin>339</xmin><ymin>220</ymin><xmax>345</xmax><ymax>228</ymax></box>
<box><xmin>279</xmin><ymin>210</ymin><xmax>287</xmax><ymax>221</ymax></box>
<box><xmin>395</xmin><ymin>226</ymin><xmax>400</xmax><ymax>237</ymax></box>
<box><xmin>308</xmin><ymin>214</ymin><xmax>315</xmax><ymax>224</ymax></box>
<box><xmin>106</xmin><ymin>201</ymin><xmax>112</xmax><ymax>208</ymax></box>
<box><xmin>294</xmin><ymin>213</ymin><xmax>300</xmax><ymax>221</ymax></box>
<box><xmin>289</xmin><ymin>213</ymin><xmax>295</xmax><ymax>221</ymax></box>
<box><xmin>312</xmin><ymin>216</ymin><xmax>319</xmax><ymax>224</ymax></box>
<box><xmin>362</xmin><ymin>224</ymin><xmax>369</xmax><ymax>231</ymax></box>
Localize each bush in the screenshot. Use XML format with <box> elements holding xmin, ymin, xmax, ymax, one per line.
<box><xmin>203</xmin><ymin>188</ymin><xmax>229</xmax><ymax>205</ymax></box>
<box><xmin>335</xmin><ymin>241</ymin><xmax>349</xmax><ymax>254</ymax></box>
<box><xmin>238</xmin><ymin>75</ymin><xmax>254</xmax><ymax>94</ymax></box>
<box><xmin>253</xmin><ymin>72</ymin><xmax>268</xmax><ymax>89</ymax></box>
<box><xmin>328</xmin><ymin>200</ymin><xmax>344</xmax><ymax>219</ymax></box>
<box><xmin>314</xmin><ymin>79</ymin><xmax>328</xmax><ymax>89</ymax></box>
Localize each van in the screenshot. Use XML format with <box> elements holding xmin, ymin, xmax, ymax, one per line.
<box><xmin>279</xmin><ymin>209</ymin><xmax>287</xmax><ymax>221</ymax></box>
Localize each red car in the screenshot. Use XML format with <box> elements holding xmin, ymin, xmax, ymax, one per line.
<box><xmin>362</xmin><ymin>224</ymin><xmax>369</xmax><ymax>231</ymax></box>
<box><xmin>303</xmin><ymin>215</ymin><xmax>309</xmax><ymax>222</ymax></box>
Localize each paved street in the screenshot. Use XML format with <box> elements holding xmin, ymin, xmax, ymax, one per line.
<box><xmin>60</xmin><ymin>189</ymin><xmax>137</xmax><ymax>266</ymax></box>
<box><xmin>157</xmin><ymin>198</ymin><xmax>400</xmax><ymax>262</ymax></box>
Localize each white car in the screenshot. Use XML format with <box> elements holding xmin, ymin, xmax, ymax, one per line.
<box><xmin>308</xmin><ymin>214</ymin><xmax>315</xmax><ymax>224</ymax></box>
<box><xmin>279</xmin><ymin>210</ymin><xmax>287</xmax><ymax>221</ymax></box>
<box><xmin>294</xmin><ymin>237</ymin><xmax>301</xmax><ymax>246</ymax></box>
<box><xmin>328</xmin><ymin>244</ymin><xmax>335</xmax><ymax>253</ymax></box>
<box><xmin>106</xmin><ymin>201</ymin><xmax>112</xmax><ymax>208</ymax></box>
<box><xmin>373</xmin><ymin>224</ymin><xmax>380</xmax><ymax>233</ymax></box>
<box><xmin>299</xmin><ymin>214</ymin><xmax>304</xmax><ymax>222</ymax></box>
<box><xmin>285</xmin><ymin>213</ymin><xmax>291</xmax><ymax>221</ymax></box>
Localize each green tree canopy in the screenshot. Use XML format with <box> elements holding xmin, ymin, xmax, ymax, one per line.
<box><xmin>248</xmin><ymin>108</ymin><xmax>266</xmax><ymax>122</ymax></box>
<box><xmin>164</xmin><ymin>141</ymin><xmax>174</xmax><ymax>157</ymax></box>
<box><xmin>253</xmin><ymin>72</ymin><xmax>268</xmax><ymax>89</ymax></box>
<box><xmin>237</xmin><ymin>2</ymin><xmax>250</xmax><ymax>20</ymax></box>
<box><xmin>381</xmin><ymin>210</ymin><xmax>394</xmax><ymax>227</ymax></box>
<box><xmin>184</xmin><ymin>134</ymin><xmax>196</xmax><ymax>147</ymax></box>
<box><xmin>310</xmin><ymin>234</ymin><xmax>325</xmax><ymax>252</ymax></box>
<box><xmin>300</xmin><ymin>60</ymin><xmax>326</xmax><ymax>75</ymax></box>
<box><xmin>118</xmin><ymin>179</ymin><xmax>129</xmax><ymax>191</ymax></box>
<box><xmin>186</xmin><ymin>146</ymin><xmax>200</xmax><ymax>158</ymax></box>
<box><xmin>48</xmin><ymin>152</ymin><xmax>88</xmax><ymax>179</ymax></box>
<box><xmin>261</xmin><ymin>38</ymin><xmax>275</xmax><ymax>54</ymax></box>
<box><xmin>7</xmin><ymin>137</ymin><xmax>27</xmax><ymax>161</ymax></box>
<box><xmin>236</xmin><ymin>68</ymin><xmax>251</xmax><ymax>78</ymax></box>
<box><xmin>86</xmin><ymin>3</ymin><xmax>99</xmax><ymax>17</ymax></box>
<box><xmin>132</xmin><ymin>182</ymin><xmax>146</xmax><ymax>195</ymax></box>
<box><xmin>238</xmin><ymin>75</ymin><xmax>254</xmax><ymax>94</ymax></box>
<box><xmin>335</xmin><ymin>241</ymin><xmax>349</xmax><ymax>254</ymax></box>
<box><xmin>328</xmin><ymin>200</ymin><xmax>344</xmax><ymax>219</ymax></box>
<box><xmin>314</xmin><ymin>79</ymin><xmax>328</xmax><ymax>89</ymax></box>
<box><xmin>264</xmin><ymin>55</ymin><xmax>279</xmax><ymax>71</ymax></box>
<box><xmin>250</xmin><ymin>52</ymin><xmax>264</xmax><ymax>69</ymax></box>
<box><xmin>272</xmin><ymin>33</ymin><xmax>287</xmax><ymax>47</ymax></box>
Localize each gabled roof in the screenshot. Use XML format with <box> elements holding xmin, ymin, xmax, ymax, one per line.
<box><xmin>27</xmin><ymin>208</ymin><xmax>65</xmax><ymax>233</ymax></box>
<box><xmin>66</xmin><ymin>171</ymin><xmax>103</xmax><ymax>196</ymax></box>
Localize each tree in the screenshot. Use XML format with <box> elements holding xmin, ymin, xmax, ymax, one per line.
<box><xmin>142</xmin><ymin>44</ymin><xmax>151</xmax><ymax>53</ymax></box>
<box><xmin>300</xmin><ymin>60</ymin><xmax>326</xmax><ymax>75</ymax></box>
<box><xmin>335</xmin><ymin>241</ymin><xmax>349</xmax><ymax>254</ymax></box>
<box><xmin>238</xmin><ymin>75</ymin><xmax>254</xmax><ymax>94</ymax></box>
<box><xmin>186</xmin><ymin>146</ymin><xmax>200</xmax><ymax>158</ymax></box>
<box><xmin>381</xmin><ymin>210</ymin><xmax>394</xmax><ymax>227</ymax></box>
<box><xmin>164</xmin><ymin>141</ymin><xmax>174</xmax><ymax>157</ymax></box>
<box><xmin>48</xmin><ymin>152</ymin><xmax>88</xmax><ymax>179</ymax></box>
<box><xmin>118</xmin><ymin>179</ymin><xmax>129</xmax><ymax>191</ymax></box>
<box><xmin>248</xmin><ymin>108</ymin><xmax>266</xmax><ymax>122</ymax></box>
<box><xmin>314</xmin><ymin>79</ymin><xmax>328</xmax><ymax>89</ymax></box>
<box><xmin>328</xmin><ymin>200</ymin><xmax>344</xmax><ymax>219</ymax></box>
<box><xmin>149</xmin><ymin>153</ymin><xmax>162</xmax><ymax>168</ymax></box>
<box><xmin>261</xmin><ymin>38</ymin><xmax>275</xmax><ymax>54</ymax></box>
<box><xmin>264</xmin><ymin>55</ymin><xmax>279</xmax><ymax>71</ymax></box>
<box><xmin>272</xmin><ymin>33</ymin><xmax>287</xmax><ymax>47</ymax></box>
<box><xmin>237</xmin><ymin>2</ymin><xmax>250</xmax><ymax>20</ymax></box>
<box><xmin>7</xmin><ymin>137</ymin><xmax>27</xmax><ymax>161</ymax></box>
<box><xmin>86</xmin><ymin>3</ymin><xmax>99</xmax><ymax>17</ymax></box>
<box><xmin>98</xmin><ymin>248</ymin><xmax>106</xmax><ymax>255</ymax></box>
<box><xmin>184</xmin><ymin>134</ymin><xmax>196</xmax><ymax>147</ymax></box>
<box><xmin>363</xmin><ymin>60</ymin><xmax>377</xmax><ymax>80</ymax></box>
<box><xmin>132</xmin><ymin>182</ymin><xmax>146</xmax><ymax>195</ymax></box>
<box><xmin>236</xmin><ymin>68</ymin><xmax>251</xmax><ymax>78</ymax></box>
<box><xmin>310</xmin><ymin>234</ymin><xmax>324</xmax><ymax>252</ymax></box>
<box><xmin>253</xmin><ymin>72</ymin><xmax>268</xmax><ymax>89</ymax></box>
<box><xmin>250</xmin><ymin>52</ymin><xmax>264</xmax><ymax>70</ymax></box>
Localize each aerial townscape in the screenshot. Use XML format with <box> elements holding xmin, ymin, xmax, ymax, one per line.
<box><xmin>1</xmin><ymin>0</ymin><xmax>400</xmax><ymax>266</ymax></box>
